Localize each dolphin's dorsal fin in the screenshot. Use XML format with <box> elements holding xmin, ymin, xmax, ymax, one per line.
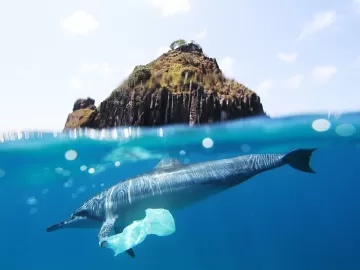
<box><xmin>154</xmin><ymin>158</ymin><xmax>182</xmax><ymax>170</ymax></box>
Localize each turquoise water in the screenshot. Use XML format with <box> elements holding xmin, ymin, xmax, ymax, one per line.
<box><xmin>0</xmin><ymin>113</ymin><xmax>360</xmax><ymax>269</ymax></box>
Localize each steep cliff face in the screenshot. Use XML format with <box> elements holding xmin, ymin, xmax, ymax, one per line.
<box><xmin>64</xmin><ymin>43</ymin><xmax>266</xmax><ymax>129</ymax></box>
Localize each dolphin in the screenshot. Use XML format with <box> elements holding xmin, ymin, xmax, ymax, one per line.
<box><xmin>46</xmin><ymin>148</ymin><xmax>317</xmax><ymax>257</ymax></box>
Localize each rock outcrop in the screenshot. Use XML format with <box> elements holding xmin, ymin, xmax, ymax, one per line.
<box><xmin>72</xmin><ymin>98</ymin><xmax>96</xmax><ymax>111</ymax></box>
<box><xmin>64</xmin><ymin>42</ymin><xmax>266</xmax><ymax>129</ymax></box>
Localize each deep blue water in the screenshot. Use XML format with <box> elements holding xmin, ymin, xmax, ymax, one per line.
<box><xmin>0</xmin><ymin>113</ymin><xmax>360</xmax><ymax>270</ymax></box>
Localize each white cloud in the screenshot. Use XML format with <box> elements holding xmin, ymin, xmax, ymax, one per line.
<box><xmin>194</xmin><ymin>29</ymin><xmax>207</xmax><ymax>40</ymax></box>
<box><xmin>284</xmin><ymin>74</ymin><xmax>303</xmax><ymax>90</ymax></box>
<box><xmin>79</xmin><ymin>62</ymin><xmax>113</xmax><ymax>75</ymax></box>
<box><xmin>312</xmin><ymin>65</ymin><xmax>337</xmax><ymax>83</ymax></box>
<box><xmin>355</xmin><ymin>0</ymin><xmax>360</xmax><ymax>12</ymax></box>
<box><xmin>297</xmin><ymin>11</ymin><xmax>336</xmax><ymax>41</ymax></box>
<box><xmin>156</xmin><ymin>46</ymin><xmax>170</xmax><ymax>57</ymax></box>
<box><xmin>61</xmin><ymin>10</ymin><xmax>99</xmax><ymax>36</ymax></box>
<box><xmin>148</xmin><ymin>0</ymin><xmax>191</xmax><ymax>17</ymax></box>
<box><xmin>79</xmin><ymin>63</ymin><xmax>99</xmax><ymax>73</ymax></box>
<box><xmin>70</xmin><ymin>76</ymin><xmax>83</xmax><ymax>90</ymax></box>
<box><xmin>277</xmin><ymin>52</ymin><xmax>298</xmax><ymax>63</ymax></box>
<box><xmin>255</xmin><ymin>79</ymin><xmax>275</xmax><ymax>96</ymax></box>
<box><xmin>220</xmin><ymin>57</ymin><xmax>234</xmax><ymax>77</ymax></box>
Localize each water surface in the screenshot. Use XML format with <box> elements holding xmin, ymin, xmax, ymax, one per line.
<box><xmin>0</xmin><ymin>113</ymin><xmax>359</xmax><ymax>270</ymax></box>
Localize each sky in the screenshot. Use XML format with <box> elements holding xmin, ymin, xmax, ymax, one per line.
<box><xmin>0</xmin><ymin>0</ymin><xmax>360</xmax><ymax>132</ymax></box>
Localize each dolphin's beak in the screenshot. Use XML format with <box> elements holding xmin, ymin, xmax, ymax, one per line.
<box><xmin>46</xmin><ymin>215</ymin><xmax>86</xmax><ymax>232</ymax></box>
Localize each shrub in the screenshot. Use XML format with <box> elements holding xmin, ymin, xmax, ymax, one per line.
<box><xmin>128</xmin><ymin>65</ymin><xmax>151</xmax><ymax>86</ymax></box>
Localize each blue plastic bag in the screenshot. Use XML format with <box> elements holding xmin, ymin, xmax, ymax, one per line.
<box><xmin>105</xmin><ymin>208</ymin><xmax>176</xmax><ymax>256</ymax></box>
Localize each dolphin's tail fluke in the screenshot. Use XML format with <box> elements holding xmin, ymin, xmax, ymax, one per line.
<box><xmin>283</xmin><ymin>148</ymin><xmax>317</xmax><ymax>173</ymax></box>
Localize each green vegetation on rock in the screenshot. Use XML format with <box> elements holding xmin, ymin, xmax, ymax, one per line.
<box><xmin>127</xmin><ymin>65</ymin><xmax>151</xmax><ymax>87</ymax></box>
<box><xmin>110</xmin><ymin>40</ymin><xmax>252</xmax><ymax>99</ymax></box>
<box><xmin>170</xmin><ymin>39</ymin><xmax>187</xmax><ymax>50</ymax></box>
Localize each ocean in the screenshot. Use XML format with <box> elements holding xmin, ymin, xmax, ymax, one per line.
<box><xmin>0</xmin><ymin>112</ymin><xmax>359</xmax><ymax>270</ymax></box>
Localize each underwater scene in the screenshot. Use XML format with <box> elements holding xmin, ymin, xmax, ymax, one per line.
<box><xmin>0</xmin><ymin>113</ymin><xmax>360</xmax><ymax>270</ymax></box>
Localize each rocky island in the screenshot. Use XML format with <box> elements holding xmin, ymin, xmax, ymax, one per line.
<box><xmin>64</xmin><ymin>40</ymin><xmax>266</xmax><ymax>130</ymax></box>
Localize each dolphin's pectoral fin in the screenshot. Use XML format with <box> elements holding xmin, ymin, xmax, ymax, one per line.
<box><xmin>98</xmin><ymin>217</ymin><xmax>117</xmax><ymax>248</ymax></box>
<box><xmin>114</xmin><ymin>226</ymin><xmax>136</xmax><ymax>258</ymax></box>
<box><xmin>126</xmin><ymin>248</ymin><xmax>136</xmax><ymax>258</ymax></box>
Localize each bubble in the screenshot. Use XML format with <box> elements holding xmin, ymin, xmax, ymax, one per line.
<box><xmin>65</xmin><ymin>150</ymin><xmax>77</xmax><ymax>161</ymax></box>
<box><xmin>55</xmin><ymin>167</ymin><xmax>64</xmax><ymax>174</ymax></box>
<box><xmin>54</xmin><ymin>167</ymin><xmax>71</xmax><ymax>177</ymax></box>
<box><xmin>41</xmin><ymin>189</ymin><xmax>49</xmax><ymax>195</ymax></box>
<box><xmin>78</xmin><ymin>185</ymin><xmax>86</xmax><ymax>193</ymax></box>
<box><xmin>100</xmin><ymin>183</ymin><xmax>104</xmax><ymax>187</ymax></box>
<box><xmin>29</xmin><ymin>207</ymin><xmax>38</xmax><ymax>215</ymax></box>
<box><xmin>0</xmin><ymin>169</ymin><xmax>5</xmax><ymax>178</ymax></box>
<box><xmin>64</xmin><ymin>179</ymin><xmax>73</xmax><ymax>188</ymax></box>
<box><xmin>202</xmin><ymin>138</ymin><xmax>214</xmax><ymax>149</ymax></box>
<box><xmin>80</xmin><ymin>165</ymin><xmax>87</xmax><ymax>171</ymax></box>
<box><xmin>312</xmin><ymin>119</ymin><xmax>331</xmax><ymax>132</ymax></box>
<box><xmin>91</xmin><ymin>184</ymin><xmax>96</xmax><ymax>188</ymax></box>
<box><xmin>27</xmin><ymin>196</ymin><xmax>37</xmax><ymax>205</ymax></box>
<box><xmin>179</xmin><ymin>150</ymin><xmax>186</xmax><ymax>155</ymax></box>
<box><xmin>88</xmin><ymin>168</ymin><xmax>95</xmax><ymax>174</ymax></box>
<box><xmin>71</xmin><ymin>193</ymin><xmax>78</xmax><ymax>199</ymax></box>
<box><xmin>184</xmin><ymin>158</ymin><xmax>190</xmax><ymax>164</ymax></box>
<box><xmin>335</xmin><ymin>124</ymin><xmax>356</xmax><ymax>137</ymax></box>
<box><xmin>114</xmin><ymin>161</ymin><xmax>121</xmax><ymax>167</ymax></box>
<box><xmin>241</xmin><ymin>144</ymin><xmax>251</xmax><ymax>153</ymax></box>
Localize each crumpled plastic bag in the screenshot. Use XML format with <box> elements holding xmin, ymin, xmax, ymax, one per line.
<box><xmin>105</xmin><ymin>208</ymin><xmax>176</xmax><ymax>256</ymax></box>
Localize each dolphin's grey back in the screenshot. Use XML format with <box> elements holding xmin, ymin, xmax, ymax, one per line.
<box><xmin>93</xmin><ymin>153</ymin><xmax>286</xmax><ymax>217</ymax></box>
